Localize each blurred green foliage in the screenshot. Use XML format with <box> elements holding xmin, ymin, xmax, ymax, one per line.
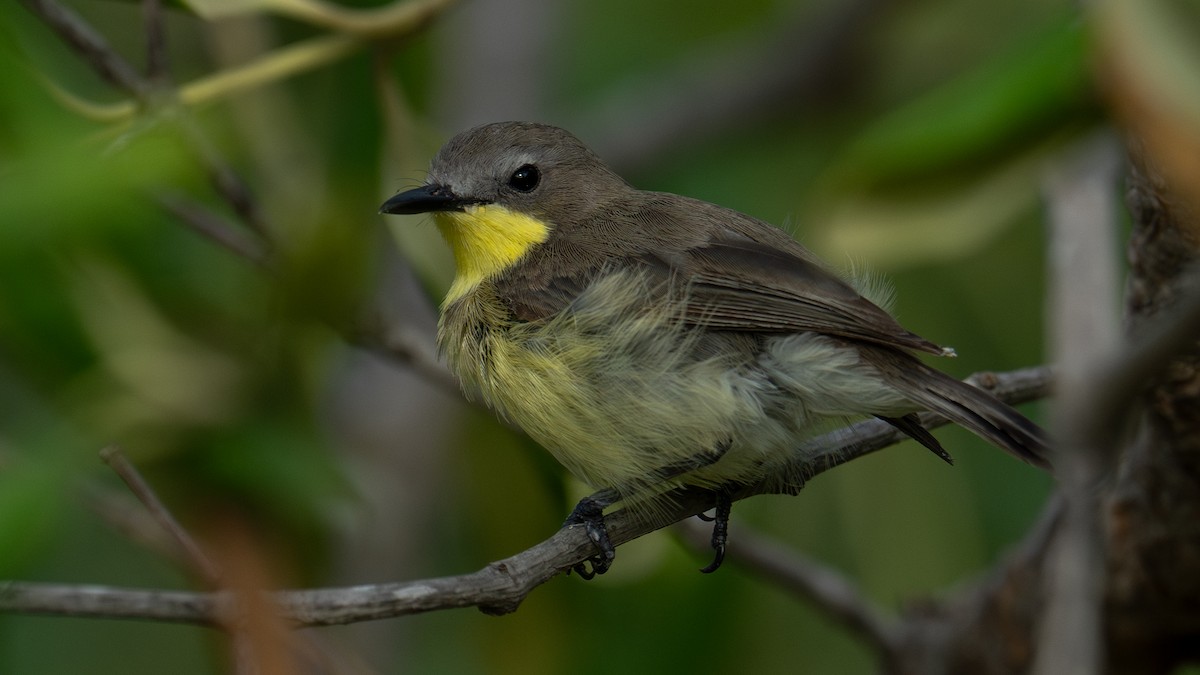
<box><xmin>4</xmin><ymin>0</ymin><xmax>1179</xmax><ymax>672</ymax></box>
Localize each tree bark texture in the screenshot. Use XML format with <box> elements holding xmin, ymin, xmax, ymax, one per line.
<box><xmin>886</xmin><ymin>144</ymin><xmax>1200</xmax><ymax>675</ymax></box>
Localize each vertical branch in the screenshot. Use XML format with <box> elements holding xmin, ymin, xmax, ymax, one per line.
<box><xmin>1033</xmin><ymin>133</ymin><xmax>1123</xmax><ymax>675</ymax></box>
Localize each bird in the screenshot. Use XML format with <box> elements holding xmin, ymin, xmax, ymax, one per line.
<box><xmin>380</xmin><ymin>121</ymin><xmax>1050</xmax><ymax>578</ymax></box>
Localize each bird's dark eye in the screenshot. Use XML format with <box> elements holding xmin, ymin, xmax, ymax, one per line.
<box><xmin>508</xmin><ymin>164</ymin><xmax>540</xmax><ymax>192</ymax></box>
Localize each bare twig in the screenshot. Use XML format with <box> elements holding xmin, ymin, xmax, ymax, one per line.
<box><xmin>23</xmin><ymin>0</ymin><xmax>274</xmax><ymax>255</ymax></box>
<box><xmin>20</xmin><ymin>0</ymin><xmax>465</xmax><ymax>407</ymax></box>
<box><xmin>156</xmin><ymin>192</ymin><xmax>272</xmax><ymax>268</ymax></box>
<box><xmin>344</xmin><ymin>304</ymin><xmax>461</xmax><ymax>398</ymax></box>
<box><xmin>176</xmin><ymin>119</ymin><xmax>273</xmax><ymax>242</ymax></box>
<box><xmin>1</xmin><ymin>367</ymin><xmax>1051</xmax><ymax>626</ymax></box>
<box><xmin>26</xmin><ymin>0</ymin><xmax>463</xmax><ymax>124</ymax></box>
<box><xmin>19</xmin><ymin>0</ymin><xmax>148</xmax><ymax>96</ymax></box>
<box><xmin>241</xmin><ymin>0</ymin><xmax>460</xmax><ymax>38</ymax></box>
<box><xmin>677</xmin><ymin>519</ymin><xmax>900</xmax><ymax>655</ymax></box>
<box><xmin>85</xmin><ymin>489</ymin><xmax>190</xmax><ymax>564</ymax></box>
<box><xmin>99</xmin><ymin>446</ymin><xmax>221</xmax><ymax>585</ymax></box>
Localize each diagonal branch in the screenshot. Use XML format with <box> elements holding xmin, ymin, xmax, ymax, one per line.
<box><xmin>99</xmin><ymin>446</ymin><xmax>221</xmax><ymax>586</ymax></box>
<box><xmin>155</xmin><ymin>192</ymin><xmax>272</xmax><ymax>268</ymax></box>
<box><xmin>676</xmin><ymin>518</ymin><xmax>901</xmax><ymax>656</ymax></box>
<box><xmin>19</xmin><ymin>0</ymin><xmax>149</xmax><ymax>96</ymax></box>
<box><xmin>344</xmin><ymin>316</ymin><xmax>462</xmax><ymax>398</ymax></box>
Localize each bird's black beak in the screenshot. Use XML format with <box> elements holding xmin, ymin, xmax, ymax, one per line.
<box><xmin>379</xmin><ymin>184</ymin><xmax>485</xmax><ymax>215</ymax></box>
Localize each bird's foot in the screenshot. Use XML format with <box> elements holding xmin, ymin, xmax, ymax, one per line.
<box><xmin>564</xmin><ymin>492</ymin><xmax>618</xmax><ymax>579</ymax></box>
<box><xmin>698</xmin><ymin>491</ymin><xmax>732</xmax><ymax>574</ymax></box>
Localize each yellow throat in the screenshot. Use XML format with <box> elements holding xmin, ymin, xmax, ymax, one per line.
<box><xmin>434</xmin><ymin>204</ymin><xmax>551</xmax><ymax>306</ymax></box>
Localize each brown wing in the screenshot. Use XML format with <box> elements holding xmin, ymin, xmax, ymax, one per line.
<box><xmin>492</xmin><ymin>193</ymin><xmax>943</xmax><ymax>356</ymax></box>
<box><xmin>656</xmin><ymin>235</ymin><xmax>944</xmax><ymax>354</ymax></box>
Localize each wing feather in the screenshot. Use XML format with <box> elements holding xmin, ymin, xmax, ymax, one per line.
<box><xmin>492</xmin><ymin>195</ymin><xmax>943</xmax><ymax>355</ymax></box>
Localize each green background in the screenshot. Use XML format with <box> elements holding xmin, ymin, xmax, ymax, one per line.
<box><xmin>3</xmin><ymin>0</ymin><xmax>1177</xmax><ymax>672</ymax></box>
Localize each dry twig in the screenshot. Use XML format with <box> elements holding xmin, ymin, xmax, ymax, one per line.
<box><xmin>99</xmin><ymin>446</ymin><xmax>222</xmax><ymax>585</ymax></box>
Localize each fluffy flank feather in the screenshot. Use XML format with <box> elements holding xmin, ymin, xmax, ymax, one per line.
<box><xmin>843</xmin><ymin>257</ymin><xmax>897</xmax><ymax>314</ymax></box>
<box><xmin>439</xmin><ymin>269</ymin><xmax>940</xmax><ymax>518</ymax></box>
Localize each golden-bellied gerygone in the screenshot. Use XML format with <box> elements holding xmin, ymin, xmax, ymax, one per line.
<box><xmin>380</xmin><ymin>121</ymin><xmax>1050</xmax><ymax>578</ymax></box>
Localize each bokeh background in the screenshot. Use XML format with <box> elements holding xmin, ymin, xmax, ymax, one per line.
<box><xmin>3</xmin><ymin>0</ymin><xmax>1192</xmax><ymax>672</ymax></box>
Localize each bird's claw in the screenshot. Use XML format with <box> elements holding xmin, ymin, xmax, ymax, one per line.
<box><xmin>698</xmin><ymin>491</ymin><xmax>732</xmax><ymax>574</ymax></box>
<box><xmin>565</xmin><ymin>493</ymin><xmax>617</xmax><ymax>579</ymax></box>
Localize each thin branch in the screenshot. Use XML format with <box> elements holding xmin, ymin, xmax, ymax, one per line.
<box><xmin>84</xmin><ymin>489</ymin><xmax>192</xmax><ymax>565</ymax></box>
<box><xmin>0</xmin><ymin>583</ymin><xmax>222</xmax><ymax>625</ymax></box>
<box><xmin>242</xmin><ymin>0</ymin><xmax>460</xmax><ymax>38</ymax></box>
<box><xmin>26</xmin><ymin>0</ymin><xmax>463</xmax><ymax>124</ymax></box>
<box><xmin>155</xmin><ymin>192</ymin><xmax>272</xmax><ymax>268</ymax></box>
<box><xmin>99</xmin><ymin>446</ymin><xmax>222</xmax><ymax>585</ymax></box>
<box><xmin>676</xmin><ymin>519</ymin><xmax>900</xmax><ymax>655</ymax></box>
<box><xmin>344</xmin><ymin>316</ymin><xmax>462</xmax><ymax>399</ymax></box>
<box><xmin>174</xmin><ymin>118</ymin><xmax>273</xmax><ymax>242</ymax></box>
<box><xmin>19</xmin><ymin>0</ymin><xmax>148</xmax><ymax>96</ymax></box>
<box><xmin>0</xmin><ymin>367</ymin><xmax>1051</xmax><ymax>626</ymax></box>
<box><xmin>21</xmin><ymin>0</ymin><xmax>462</xmax><ymax>412</ymax></box>
<box><xmin>152</xmin><ymin>200</ymin><xmax>461</xmax><ymax>399</ymax></box>
<box><xmin>23</xmin><ymin>0</ymin><xmax>275</xmax><ymax>256</ymax></box>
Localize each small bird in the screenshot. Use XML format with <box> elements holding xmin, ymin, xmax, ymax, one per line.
<box><xmin>380</xmin><ymin>121</ymin><xmax>1050</xmax><ymax>577</ymax></box>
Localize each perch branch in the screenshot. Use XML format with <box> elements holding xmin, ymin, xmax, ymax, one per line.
<box><xmin>0</xmin><ymin>366</ymin><xmax>1051</xmax><ymax>626</ymax></box>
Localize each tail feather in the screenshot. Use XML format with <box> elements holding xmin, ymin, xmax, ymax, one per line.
<box><xmin>878</xmin><ymin>413</ymin><xmax>955</xmax><ymax>465</ymax></box>
<box><xmin>862</xmin><ymin>348</ymin><xmax>1052</xmax><ymax>470</ymax></box>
